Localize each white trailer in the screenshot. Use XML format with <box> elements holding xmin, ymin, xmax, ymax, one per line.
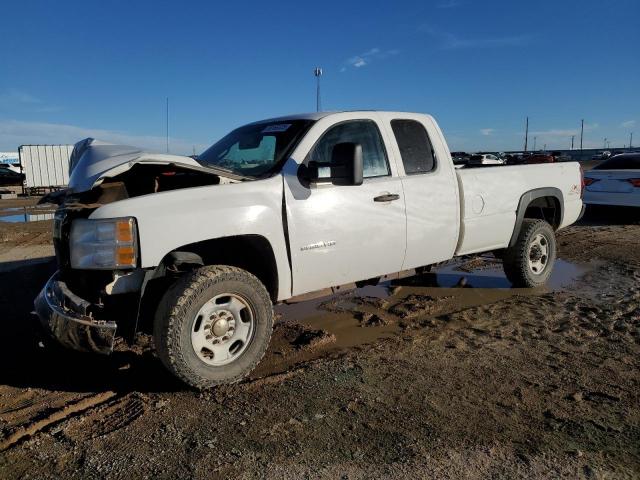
<box><xmin>19</xmin><ymin>144</ymin><xmax>73</xmax><ymax>193</ymax></box>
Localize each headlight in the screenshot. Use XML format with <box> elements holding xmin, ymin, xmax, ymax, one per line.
<box><xmin>70</xmin><ymin>217</ymin><xmax>138</xmax><ymax>269</ymax></box>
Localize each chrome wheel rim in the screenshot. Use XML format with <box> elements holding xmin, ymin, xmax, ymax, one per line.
<box><xmin>527</xmin><ymin>233</ymin><xmax>549</xmax><ymax>275</ymax></box>
<box><xmin>191</xmin><ymin>293</ymin><xmax>254</xmax><ymax>366</ymax></box>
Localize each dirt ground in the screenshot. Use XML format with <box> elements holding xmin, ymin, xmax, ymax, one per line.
<box><xmin>0</xmin><ymin>199</ymin><xmax>639</xmax><ymax>479</ymax></box>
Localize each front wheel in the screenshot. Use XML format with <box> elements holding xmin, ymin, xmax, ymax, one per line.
<box><xmin>502</xmin><ymin>219</ymin><xmax>556</xmax><ymax>288</ymax></box>
<box><xmin>154</xmin><ymin>265</ymin><xmax>274</xmax><ymax>389</ymax></box>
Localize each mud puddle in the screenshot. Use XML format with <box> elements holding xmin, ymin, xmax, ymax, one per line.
<box><xmin>257</xmin><ymin>256</ymin><xmax>590</xmax><ymax>379</ymax></box>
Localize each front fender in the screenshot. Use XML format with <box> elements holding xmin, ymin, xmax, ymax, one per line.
<box><xmin>89</xmin><ymin>175</ymin><xmax>291</xmax><ymax>300</ymax></box>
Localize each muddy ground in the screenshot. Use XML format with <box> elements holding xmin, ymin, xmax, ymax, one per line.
<box><xmin>0</xmin><ymin>199</ymin><xmax>639</xmax><ymax>479</ymax></box>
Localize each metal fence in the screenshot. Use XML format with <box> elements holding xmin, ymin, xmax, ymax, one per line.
<box><xmin>19</xmin><ymin>144</ymin><xmax>73</xmax><ymax>191</ymax></box>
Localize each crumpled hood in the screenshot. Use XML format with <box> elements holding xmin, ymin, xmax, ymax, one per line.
<box><xmin>68</xmin><ymin>138</ymin><xmax>206</xmax><ymax>193</ymax></box>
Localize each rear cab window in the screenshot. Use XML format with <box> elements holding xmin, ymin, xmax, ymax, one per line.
<box><xmin>390</xmin><ymin>119</ymin><xmax>436</xmax><ymax>175</ymax></box>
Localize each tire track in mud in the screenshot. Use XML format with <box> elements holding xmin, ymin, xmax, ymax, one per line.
<box><xmin>0</xmin><ymin>391</ymin><xmax>117</xmax><ymax>452</ymax></box>
<box><xmin>0</xmin><ymin>391</ymin><xmax>88</xmax><ymax>430</ymax></box>
<box><xmin>61</xmin><ymin>393</ymin><xmax>147</xmax><ymax>441</ymax></box>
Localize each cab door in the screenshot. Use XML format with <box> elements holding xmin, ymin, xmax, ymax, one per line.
<box><xmin>380</xmin><ymin>114</ymin><xmax>460</xmax><ymax>270</ymax></box>
<box><xmin>283</xmin><ymin>116</ymin><xmax>407</xmax><ymax>296</ymax></box>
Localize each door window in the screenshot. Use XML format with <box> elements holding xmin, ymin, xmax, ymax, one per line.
<box><xmin>308</xmin><ymin>120</ymin><xmax>389</xmax><ymax>178</ymax></box>
<box><xmin>390</xmin><ymin>119</ymin><xmax>436</xmax><ymax>174</ymax></box>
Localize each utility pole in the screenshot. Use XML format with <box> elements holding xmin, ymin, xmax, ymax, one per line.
<box><xmin>314</xmin><ymin>67</ymin><xmax>323</xmax><ymax>112</ymax></box>
<box><xmin>166</xmin><ymin>97</ymin><xmax>169</xmax><ymax>153</ymax></box>
<box><xmin>543</xmin><ymin>143</ymin><xmax>547</xmax><ymax>151</ymax></box>
<box><xmin>524</xmin><ymin>116</ymin><xmax>529</xmax><ymax>152</ymax></box>
<box><xmin>580</xmin><ymin>119</ymin><xmax>584</xmax><ymax>150</ymax></box>
<box><xmin>571</xmin><ymin>135</ymin><xmax>575</xmax><ymax>150</ymax></box>
<box><xmin>603</xmin><ymin>137</ymin><xmax>607</xmax><ymax>149</ymax></box>
<box><xmin>533</xmin><ymin>136</ymin><xmax>537</xmax><ymax>151</ymax></box>
<box><xmin>630</xmin><ymin>132</ymin><xmax>633</xmax><ymax>149</ymax></box>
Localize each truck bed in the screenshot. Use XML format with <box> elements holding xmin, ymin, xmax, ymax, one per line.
<box><xmin>454</xmin><ymin>163</ymin><xmax>584</xmax><ymax>255</ymax></box>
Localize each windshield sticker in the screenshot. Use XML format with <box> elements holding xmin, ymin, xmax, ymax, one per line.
<box><xmin>262</xmin><ymin>124</ymin><xmax>291</xmax><ymax>133</ymax></box>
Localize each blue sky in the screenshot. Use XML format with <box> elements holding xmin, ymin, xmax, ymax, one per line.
<box><xmin>0</xmin><ymin>0</ymin><xmax>638</xmax><ymax>153</ymax></box>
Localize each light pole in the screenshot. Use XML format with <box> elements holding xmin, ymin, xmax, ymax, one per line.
<box><xmin>580</xmin><ymin>119</ymin><xmax>584</xmax><ymax>150</ymax></box>
<box><xmin>571</xmin><ymin>135</ymin><xmax>575</xmax><ymax>150</ymax></box>
<box><xmin>524</xmin><ymin>116</ymin><xmax>529</xmax><ymax>152</ymax></box>
<box><xmin>314</xmin><ymin>67</ymin><xmax>323</xmax><ymax>112</ymax></box>
<box><xmin>533</xmin><ymin>136</ymin><xmax>537</xmax><ymax>151</ymax></box>
<box><xmin>603</xmin><ymin>138</ymin><xmax>607</xmax><ymax>149</ymax></box>
<box><xmin>630</xmin><ymin>132</ymin><xmax>633</xmax><ymax>149</ymax></box>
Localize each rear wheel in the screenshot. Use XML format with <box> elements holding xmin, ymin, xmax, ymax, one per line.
<box><xmin>503</xmin><ymin>219</ymin><xmax>556</xmax><ymax>288</ymax></box>
<box><xmin>154</xmin><ymin>265</ymin><xmax>273</xmax><ymax>389</ymax></box>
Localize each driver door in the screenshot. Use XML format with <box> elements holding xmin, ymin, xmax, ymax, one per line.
<box><xmin>284</xmin><ymin>117</ymin><xmax>407</xmax><ymax>296</ymax></box>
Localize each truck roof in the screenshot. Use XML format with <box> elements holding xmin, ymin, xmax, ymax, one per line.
<box><xmin>249</xmin><ymin>111</ymin><xmax>430</xmax><ymax>124</ymax></box>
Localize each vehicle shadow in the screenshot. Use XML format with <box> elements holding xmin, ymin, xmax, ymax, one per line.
<box><xmin>578</xmin><ymin>205</ymin><xmax>640</xmax><ymax>226</ymax></box>
<box><xmin>0</xmin><ymin>258</ymin><xmax>183</xmax><ymax>394</ymax></box>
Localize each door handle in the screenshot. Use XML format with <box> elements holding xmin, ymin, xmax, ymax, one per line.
<box><xmin>373</xmin><ymin>193</ymin><xmax>400</xmax><ymax>202</ymax></box>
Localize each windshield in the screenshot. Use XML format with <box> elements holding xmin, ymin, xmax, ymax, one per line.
<box><xmin>197</xmin><ymin>119</ymin><xmax>315</xmax><ymax>177</ymax></box>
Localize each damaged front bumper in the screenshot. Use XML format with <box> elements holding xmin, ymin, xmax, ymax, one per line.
<box><xmin>34</xmin><ymin>271</ymin><xmax>117</xmax><ymax>354</ymax></box>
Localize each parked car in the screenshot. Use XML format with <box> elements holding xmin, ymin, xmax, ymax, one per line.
<box><xmin>551</xmin><ymin>151</ymin><xmax>572</xmax><ymax>162</ymax></box>
<box><xmin>526</xmin><ymin>153</ymin><xmax>555</xmax><ymax>164</ymax></box>
<box><xmin>450</xmin><ymin>151</ymin><xmax>470</xmax><ymax>168</ymax></box>
<box><xmin>583</xmin><ymin>153</ymin><xmax>640</xmax><ymax>207</ymax></box>
<box><xmin>467</xmin><ymin>153</ymin><xmax>504</xmax><ymax>165</ymax></box>
<box><xmin>35</xmin><ymin>111</ymin><xmax>584</xmax><ymax>388</ymax></box>
<box><xmin>504</xmin><ymin>153</ymin><xmax>527</xmax><ymax>165</ymax></box>
<box><xmin>0</xmin><ymin>167</ymin><xmax>25</xmax><ymax>186</ymax></box>
<box><xmin>591</xmin><ymin>151</ymin><xmax>612</xmax><ymax>160</ymax></box>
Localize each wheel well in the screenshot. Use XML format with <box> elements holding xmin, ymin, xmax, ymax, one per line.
<box><xmin>161</xmin><ymin>235</ymin><xmax>279</xmax><ymax>301</ymax></box>
<box><xmin>508</xmin><ymin>188</ymin><xmax>564</xmax><ymax>248</ymax></box>
<box><xmin>523</xmin><ymin>196</ymin><xmax>561</xmax><ymax>229</ymax></box>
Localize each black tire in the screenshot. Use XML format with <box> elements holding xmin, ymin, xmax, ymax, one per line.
<box><xmin>154</xmin><ymin>265</ymin><xmax>273</xmax><ymax>389</ymax></box>
<box><xmin>502</xmin><ymin>219</ymin><xmax>556</xmax><ymax>288</ymax></box>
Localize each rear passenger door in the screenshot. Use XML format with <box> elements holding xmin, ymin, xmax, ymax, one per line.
<box><xmin>383</xmin><ymin>116</ymin><xmax>460</xmax><ymax>269</ymax></box>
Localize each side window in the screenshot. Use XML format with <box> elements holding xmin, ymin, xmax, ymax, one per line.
<box><xmin>390</xmin><ymin>119</ymin><xmax>436</xmax><ymax>175</ymax></box>
<box><xmin>308</xmin><ymin>120</ymin><xmax>389</xmax><ymax>178</ymax></box>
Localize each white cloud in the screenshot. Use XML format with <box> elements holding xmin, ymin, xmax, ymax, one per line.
<box><xmin>530</xmin><ymin>122</ymin><xmax>598</xmax><ymax>137</ymax></box>
<box><xmin>530</xmin><ymin>129</ymin><xmax>579</xmax><ymax>137</ymax></box>
<box><xmin>621</xmin><ymin>120</ymin><xmax>636</xmax><ymax>129</ymax></box>
<box><xmin>420</xmin><ymin>25</ymin><xmax>532</xmax><ymax>49</ymax></box>
<box><xmin>0</xmin><ymin>119</ymin><xmax>206</xmax><ymax>155</ymax></box>
<box><xmin>480</xmin><ymin>128</ymin><xmax>494</xmax><ymax>136</ymax></box>
<box><xmin>0</xmin><ymin>89</ymin><xmax>62</xmax><ymax>113</ymax></box>
<box><xmin>0</xmin><ymin>89</ymin><xmax>41</xmax><ymax>105</ymax></box>
<box><xmin>342</xmin><ymin>48</ymin><xmax>399</xmax><ymax>70</ymax></box>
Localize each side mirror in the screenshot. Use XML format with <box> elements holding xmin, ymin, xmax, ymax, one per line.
<box><xmin>330</xmin><ymin>143</ymin><xmax>363</xmax><ymax>186</ymax></box>
<box><xmin>301</xmin><ymin>142</ymin><xmax>363</xmax><ymax>186</ymax></box>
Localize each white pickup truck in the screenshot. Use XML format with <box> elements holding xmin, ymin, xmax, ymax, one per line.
<box><xmin>35</xmin><ymin>111</ymin><xmax>584</xmax><ymax>388</ymax></box>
